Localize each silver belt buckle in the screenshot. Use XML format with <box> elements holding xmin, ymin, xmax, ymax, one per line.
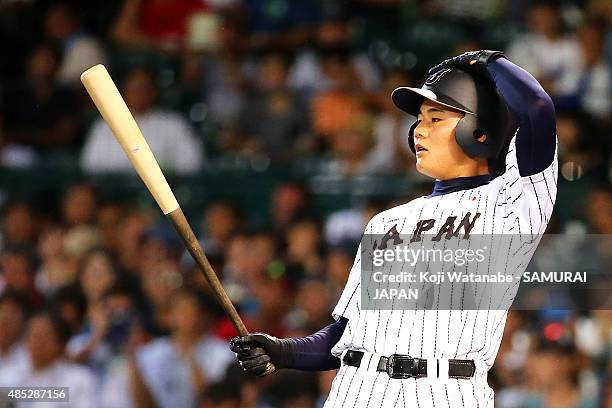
<box><xmin>386</xmin><ymin>354</ymin><xmax>415</xmax><ymax>379</ymax></box>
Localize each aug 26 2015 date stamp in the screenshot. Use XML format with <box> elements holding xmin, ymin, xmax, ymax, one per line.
<box><xmin>0</xmin><ymin>387</ymin><xmax>69</xmax><ymax>402</ymax></box>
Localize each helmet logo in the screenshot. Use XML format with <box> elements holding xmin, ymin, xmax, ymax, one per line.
<box><xmin>425</xmin><ymin>68</ymin><xmax>451</xmax><ymax>85</ymax></box>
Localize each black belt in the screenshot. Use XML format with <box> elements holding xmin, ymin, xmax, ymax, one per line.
<box><xmin>343</xmin><ymin>350</ymin><xmax>475</xmax><ymax>379</ymax></box>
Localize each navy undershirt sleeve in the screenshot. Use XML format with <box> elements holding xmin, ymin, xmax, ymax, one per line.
<box><xmin>487</xmin><ymin>58</ymin><xmax>556</xmax><ymax>176</ymax></box>
<box><xmin>285</xmin><ymin>317</ymin><xmax>347</xmax><ymax>371</ymax></box>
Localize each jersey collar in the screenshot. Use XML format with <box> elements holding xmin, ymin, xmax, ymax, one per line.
<box><xmin>427</xmin><ymin>174</ymin><xmax>491</xmax><ymax>198</ymax></box>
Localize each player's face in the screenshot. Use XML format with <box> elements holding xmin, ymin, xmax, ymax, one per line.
<box><xmin>413</xmin><ymin>100</ymin><xmax>484</xmax><ymax>180</ymax></box>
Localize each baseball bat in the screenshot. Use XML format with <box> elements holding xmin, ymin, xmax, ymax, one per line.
<box><xmin>80</xmin><ymin>64</ymin><xmax>274</xmax><ymax>375</ymax></box>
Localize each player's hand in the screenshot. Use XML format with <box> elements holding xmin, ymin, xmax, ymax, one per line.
<box><xmin>229</xmin><ymin>333</ymin><xmax>291</xmax><ymax>377</ymax></box>
<box><xmin>429</xmin><ymin>50</ymin><xmax>505</xmax><ymax>80</ymax></box>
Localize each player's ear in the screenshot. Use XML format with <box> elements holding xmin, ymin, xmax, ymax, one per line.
<box><xmin>474</xmin><ymin>129</ymin><xmax>488</xmax><ymax>144</ymax></box>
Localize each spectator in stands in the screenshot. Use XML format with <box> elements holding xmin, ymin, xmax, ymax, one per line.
<box><xmin>68</xmin><ymin>285</ymin><xmax>130</xmax><ymax>369</ymax></box>
<box><xmin>200</xmin><ymin>201</ymin><xmax>241</xmax><ymax>259</ymax></box>
<box><xmin>50</xmin><ymin>285</ymin><xmax>87</xmax><ymax>337</ymax></box>
<box><xmin>556</xmin><ymin>113</ymin><xmax>586</xmax><ymax>164</ymax></box>
<box><xmin>62</xmin><ymin>183</ymin><xmax>97</xmax><ymax>226</ymax></box>
<box><xmin>324</xmin><ymin>207</ymin><xmax>366</xmax><ymax>248</ymax></box>
<box><xmin>250</xmin><ymin>231</ymin><xmax>278</xmax><ymax>274</ymax></box>
<box><xmin>587</xmin><ymin>1</ymin><xmax>612</xmax><ymax>65</ymax></box>
<box><xmin>434</xmin><ymin>0</ymin><xmax>502</xmax><ymax>21</ymax></box>
<box><xmin>199</xmin><ymin>9</ymin><xmax>249</xmax><ymax>127</ymax></box>
<box><xmin>238</xmin><ymin>52</ymin><xmax>311</xmax><ymax>162</ymax></box>
<box><xmin>325</xmin><ymin>113</ymin><xmax>379</xmax><ymax>177</ymax></box>
<box><xmin>68</xmin><ymin>285</ymin><xmax>145</xmax><ymax>408</ymax></box>
<box><xmin>324</xmin><ymin>198</ymin><xmax>383</xmax><ymax>249</ymax></box>
<box><xmin>1</xmin><ymin>202</ymin><xmax>36</xmax><ymax>249</ymax></box>
<box><xmin>288</xmin><ymin>278</ymin><xmax>334</xmax><ymax>334</ymax></box>
<box><xmin>490</xmin><ymin>312</ymin><xmax>530</xmax><ymax>407</ymax></box>
<box><xmin>223</xmin><ymin>231</ymin><xmax>277</xmax><ymax>291</ymax></box>
<box><xmin>285</xmin><ymin>218</ymin><xmax>324</xmax><ymax>278</ymax></box>
<box><xmin>111</xmin><ymin>0</ymin><xmax>208</xmax><ymax>52</ymax></box>
<box><xmin>370</xmin><ymin>70</ymin><xmax>416</xmax><ymax>174</ymax></box>
<box><xmin>198</xmin><ymin>380</ymin><xmax>242</xmax><ymax>408</ymax></box>
<box><xmin>518</xmin><ymin>339</ymin><xmax>598</xmax><ymax>408</ymax></box>
<box><xmin>271</xmin><ymin>182</ymin><xmax>312</xmax><ymax>234</ymax></box>
<box><xmin>0</xmin><ymin>291</ymin><xmax>30</xmax><ymax>386</ymax></box>
<box><xmin>216</xmin><ymin>231</ymin><xmax>276</xmax><ymax>316</ymax></box>
<box><xmin>96</xmin><ymin>202</ymin><xmax>125</xmax><ymax>254</ymax></box>
<box><xmin>555</xmin><ymin>112</ymin><xmax>609</xmax><ymax>181</ymax></box>
<box><xmin>81</xmin><ymin>67</ymin><xmax>206</xmax><ymax>174</ymax></box>
<box><xmin>553</xmin><ymin>17</ymin><xmax>611</xmax><ymax>119</ymax></box>
<box><xmin>262</xmin><ymin>369</ymin><xmax>319</xmax><ymax>408</ymax></box>
<box><xmin>79</xmin><ymin>250</ymin><xmax>119</xmax><ymax>309</ymax></box>
<box><xmin>0</xmin><ymin>0</ymin><xmax>39</xmax><ymax>78</ymax></box>
<box><xmin>243</xmin><ymin>0</ymin><xmax>318</xmax><ymax>51</ymax></box>
<box><xmin>584</xmin><ymin>187</ymin><xmax>612</xmax><ymax>234</ymax></box>
<box><xmin>571</xmin><ymin>310</ymin><xmax>612</xmax><ymax>376</ymax></box>
<box><xmin>311</xmin><ymin>51</ymin><xmax>367</xmax><ymax>142</ymax></box>
<box><xmin>248</xmin><ymin>274</ymin><xmax>291</xmax><ymax>336</ymax></box>
<box><xmin>506</xmin><ymin>1</ymin><xmax>579</xmax><ymax>94</ymax></box>
<box><xmin>35</xmin><ymin>226</ymin><xmax>73</xmax><ymax>295</ymax></box>
<box><xmin>0</xmin><ymin>246</ymin><xmax>42</xmax><ymax>308</ymax></box>
<box><xmin>218</xmin><ymin>232</ymin><xmax>268</xmax><ymax>315</ymax></box>
<box><xmin>134</xmin><ymin>288</ymin><xmax>233</xmax><ymax>408</ymax></box>
<box><xmin>0</xmin><ymin>115</ymin><xmax>36</xmax><ymax>168</ymax></box>
<box><xmin>137</xmin><ymin>227</ymin><xmax>181</xmax><ymax>278</ymax></box>
<box><xmin>288</xmin><ymin>15</ymin><xmax>380</xmax><ymax>94</ymax></box>
<box><xmin>63</xmin><ymin>226</ymin><xmax>104</xmax><ymax>278</ymax></box>
<box><xmin>141</xmin><ymin>259</ymin><xmax>183</xmax><ymax>333</ymax></box>
<box><xmin>16</xmin><ymin>312</ymin><xmax>98</xmax><ymax>407</ymax></box>
<box><xmin>2</xmin><ymin>44</ymin><xmax>81</xmax><ymax>152</ymax></box>
<box><xmin>44</xmin><ymin>2</ymin><xmax>107</xmax><ymax>85</ymax></box>
<box><xmin>324</xmin><ymin>246</ymin><xmax>353</xmax><ymax>297</ymax></box>
<box><xmin>115</xmin><ymin>209</ymin><xmax>153</xmax><ymax>274</ymax></box>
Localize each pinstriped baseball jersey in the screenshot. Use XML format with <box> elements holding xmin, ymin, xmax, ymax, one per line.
<box><xmin>324</xmin><ymin>133</ymin><xmax>558</xmax><ymax>408</ymax></box>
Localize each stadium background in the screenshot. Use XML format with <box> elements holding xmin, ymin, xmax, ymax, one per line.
<box><xmin>0</xmin><ymin>0</ymin><xmax>610</xmax><ymax>407</ymax></box>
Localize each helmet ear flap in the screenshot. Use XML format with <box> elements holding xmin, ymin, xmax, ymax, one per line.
<box><xmin>455</xmin><ymin>114</ymin><xmax>490</xmax><ymax>158</ymax></box>
<box><xmin>408</xmin><ymin>120</ymin><xmax>420</xmax><ymax>154</ymax></box>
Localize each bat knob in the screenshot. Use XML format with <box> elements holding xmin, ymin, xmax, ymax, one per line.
<box><xmin>261</xmin><ymin>362</ymin><xmax>276</xmax><ymax>377</ymax></box>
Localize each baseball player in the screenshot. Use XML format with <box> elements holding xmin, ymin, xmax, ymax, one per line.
<box><xmin>230</xmin><ymin>50</ymin><xmax>557</xmax><ymax>407</ymax></box>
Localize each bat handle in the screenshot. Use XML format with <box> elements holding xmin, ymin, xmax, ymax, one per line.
<box><xmin>233</xmin><ymin>317</ymin><xmax>276</xmax><ymax>376</ymax></box>
<box><xmin>236</xmin><ymin>330</ymin><xmax>276</xmax><ymax>377</ymax></box>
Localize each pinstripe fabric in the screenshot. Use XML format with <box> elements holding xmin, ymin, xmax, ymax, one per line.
<box><xmin>324</xmin><ymin>135</ymin><xmax>558</xmax><ymax>408</ymax></box>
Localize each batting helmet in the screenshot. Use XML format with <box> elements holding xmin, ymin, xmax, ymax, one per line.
<box><xmin>391</xmin><ymin>68</ymin><xmax>513</xmax><ymax>159</ymax></box>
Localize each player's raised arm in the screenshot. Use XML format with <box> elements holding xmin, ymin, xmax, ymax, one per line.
<box><xmin>486</xmin><ymin>57</ymin><xmax>556</xmax><ymax>176</ymax></box>
<box><xmin>430</xmin><ymin>50</ymin><xmax>556</xmax><ymax>177</ymax></box>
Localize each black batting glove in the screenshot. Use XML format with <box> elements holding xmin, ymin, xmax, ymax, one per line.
<box><xmin>428</xmin><ymin>50</ymin><xmax>505</xmax><ymax>80</ymax></box>
<box><xmin>229</xmin><ymin>333</ymin><xmax>293</xmax><ymax>377</ymax></box>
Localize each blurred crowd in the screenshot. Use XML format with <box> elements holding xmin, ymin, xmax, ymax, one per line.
<box><xmin>0</xmin><ymin>0</ymin><xmax>610</xmax><ymax>179</ymax></box>
<box><xmin>0</xmin><ymin>0</ymin><xmax>611</xmax><ymax>408</ymax></box>
<box><xmin>0</xmin><ymin>181</ymin><xmax>610</xmax><ymax>408</ymax></box>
